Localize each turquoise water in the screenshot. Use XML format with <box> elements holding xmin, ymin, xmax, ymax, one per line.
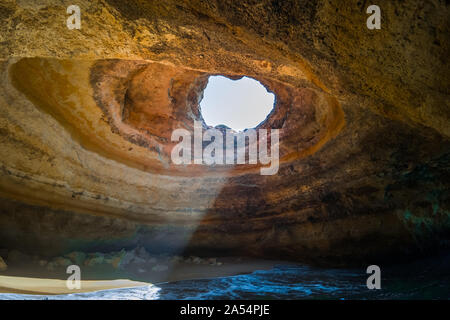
<box><xmin>1</xmin><ymin>254</ymin><xmax>449</xmax><ymax>300</ymax></box>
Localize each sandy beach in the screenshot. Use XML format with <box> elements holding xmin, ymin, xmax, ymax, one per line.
<box><xmin>0</xmin><ymin>277</ymin><xmax>148</xmax><ymax>295</ymax></box>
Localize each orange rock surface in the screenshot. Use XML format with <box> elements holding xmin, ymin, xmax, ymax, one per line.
<box><xmin>0</xmin><ymin>0</ymin><xmax>448</xmax><ymax>266</ymax></box>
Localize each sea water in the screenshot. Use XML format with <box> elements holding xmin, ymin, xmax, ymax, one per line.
<box><xmin>1</xmin><ymin>253</ymin><xmax>449</xmax><ymax>300</ymax></box>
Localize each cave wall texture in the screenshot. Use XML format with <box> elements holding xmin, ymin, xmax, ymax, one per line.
<box><xmin>0</xmin><ymin>0</ymin><xmax>449</xmax><ymax>266</ymax></box>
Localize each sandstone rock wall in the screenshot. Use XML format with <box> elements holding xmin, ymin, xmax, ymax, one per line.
<box><xmin>0</xmin><ymin>0</ymin><xmax>448</xmax><ymax>266</ymax></box>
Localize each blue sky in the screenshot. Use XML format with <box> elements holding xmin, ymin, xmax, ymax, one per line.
<box><xmin>200</xmin><ymin>76</ymin><xmax>275</xmax><ymax>131</ymax></box>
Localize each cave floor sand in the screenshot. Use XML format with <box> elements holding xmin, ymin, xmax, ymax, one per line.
<box><xmin>0</xmin><ymin>277</ymin><xmax>148</xmax><ymax>295</ymax></box>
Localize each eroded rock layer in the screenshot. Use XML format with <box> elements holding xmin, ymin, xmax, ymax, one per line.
<box><xmin>0</xmin><ymin>0</ymin><xmax>449</xmax><ymax>266</ymax></box>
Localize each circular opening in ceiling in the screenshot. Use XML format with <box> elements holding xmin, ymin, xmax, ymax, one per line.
<box><xmin>200</xmin><ymin>75</ymin><xmax>275</xmax><ymax>132</ymax></box>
